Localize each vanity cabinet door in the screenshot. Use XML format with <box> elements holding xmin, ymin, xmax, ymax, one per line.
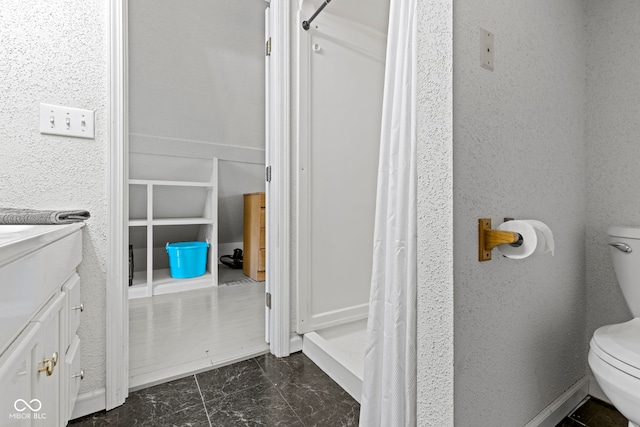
<box><xmin>30</xmin><ymin>293</ymin><xmax>64</xmax><ymax>427</ymax></box>
<box><xmin>64</xmin><ymin>336</ymin><xmax>81</xmax><ymax>421</ymax></box>
<box><xmin>62</xmin><ymin>274</ymin><xmax>81</xmax><ymax>353</ymax></box>
<box><xmin>61</xmin><ymin>274</ymin><xmax>82</xmax><ymax>424</ymax></box>
<box><xmin>0</xmin><ymin>323</ymin><xmax>41</xmax><ymax>427</ymax></box>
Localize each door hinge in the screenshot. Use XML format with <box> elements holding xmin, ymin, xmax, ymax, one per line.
<box><xmin>265</xmin><ymin>292</ymin><xmax>272</xmax><ymax>309</ymax></box>
<box><xmin>266</xmin><ymin>37</ymin><xmax>272</xmax><ymax>56</ymax></box>
<box><xmin>265</xmin><ymin>166</ymin><xmax>272</xmax><ymax>182</ymax></box>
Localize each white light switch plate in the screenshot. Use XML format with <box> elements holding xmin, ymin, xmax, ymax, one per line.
<box><xmin>39</xmin><ymin>103</ymin><xmax>95</xmax><ymax>139</ymax></box>
<box><xmin>480</xmin><ymin>28</ymin><xmax>494</xmax><ymax>71</ymax></box>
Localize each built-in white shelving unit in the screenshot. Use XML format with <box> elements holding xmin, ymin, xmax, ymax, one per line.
<box><xmin>128</xmin><ymin>158</ymin><xmax>218</xmax><ymax>299</ymax></box>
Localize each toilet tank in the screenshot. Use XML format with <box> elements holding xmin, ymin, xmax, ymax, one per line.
<box><xmin>608</xmin><ymin>226</ymin><xmax>640</xmax><ymax>317</ymax></box>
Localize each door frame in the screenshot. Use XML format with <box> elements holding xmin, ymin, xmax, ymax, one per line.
<box><xmin>106</xmin><ymin>0</ymin><xmax>291</xmax><ymax>409</ymax></box>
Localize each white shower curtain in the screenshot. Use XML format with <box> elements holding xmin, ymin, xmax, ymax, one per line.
<box><xmin>359</xmin><ymin>0</ymin><xmax>417</xmax><ymax>425</ymax></box>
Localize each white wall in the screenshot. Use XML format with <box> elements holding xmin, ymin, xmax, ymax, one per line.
<box><xmin>0</xmin><ymin>0</ymin><xmax>109</xmax><ymax>396</ymax></box>
<box><xmin>585</xmin><ymin>0</ymin><xmax>638</xmax><ymax>349</ymax></box>
<box><xmin>128</xmin><ymin>0</ymin><xmax>266</xmax><ymax>245</ymax></box>
<box><xmin>453</xmin><ymin>1</ymin><xmax>587</xmax><ymax>425</ymax></box>
<box><xmin>128</xmin><ymin>0</ymin><xmax>265</xmax><ymax>147</ymax></box>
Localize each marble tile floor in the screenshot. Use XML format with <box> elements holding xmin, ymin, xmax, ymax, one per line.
<box><xmin>70</xmin><ymin>352</ymin><xmax>359</xmax><ymax>427</ymax></box>
<box><xmin>556</xmin><ymin>396</ymin><xmax>627</xmax><ymax>427</ymax></box>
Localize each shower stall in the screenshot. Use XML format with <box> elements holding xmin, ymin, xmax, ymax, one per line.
<box><xmin>295</xmin><ymin>0</ymin><xmax>390</xmax><ymax>402</ymax></box>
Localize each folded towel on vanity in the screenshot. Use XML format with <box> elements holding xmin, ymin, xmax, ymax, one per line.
<box><xmin>0</xmin><ymin>208</ymin><xmax>90</xmax><ymax>225</ymax></box>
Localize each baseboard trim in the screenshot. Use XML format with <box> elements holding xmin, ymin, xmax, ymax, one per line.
<box><xmin>524</xmin><ymin>377</ymin><xmax>589</xmax><ymax>427</ymax></box>
<box><xmin>70</xmin><ymin>388</ymin><xmax>106</xmax><ymax>420</ymax></box>
<box><xmin>290</xmin><ymin>334</ymin><xmax>303</xmax><ymax>353</ymax></box>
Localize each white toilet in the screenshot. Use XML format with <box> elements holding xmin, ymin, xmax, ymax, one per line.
<box><xmin>588</xmin><ymin>225</ymin><xmax>640</xmax><ymax>427</ymax></box>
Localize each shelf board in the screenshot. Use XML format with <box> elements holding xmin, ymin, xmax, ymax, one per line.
<box><xmin>129</xmin><ymin>179</ymin><xmax>213</xmax><ymax>188</ymax></box>
<box><xmin>130</xmin><ymin>275</ymin><xmax>146</xmax><ymax>287</ymax></box>
<box><xmin>128</xmin><ymin>269</ymin><xmax>216</xmax><ymax>300</ymax></box>
<box><xmin>128</xmin><ymin>282</ymin><xmax>148</xmax><ymax>299</ymax></box>
<box><xmin>152</xmin><ymin>218</ymin><xmax>214</xmax><ymax>226</ymax></box>
<box><xmin>128</xmin><ymin>218</ymin><xmax>214</xmax><ymax>227</ymax></box>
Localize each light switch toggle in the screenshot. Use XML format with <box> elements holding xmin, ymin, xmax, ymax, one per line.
<box><xmin>39</xmin><ymin>103</ymin><xmax>95</xmax><ymax>139</ymax></box>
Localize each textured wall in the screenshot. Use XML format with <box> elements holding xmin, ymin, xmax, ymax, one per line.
<box><xmin>0</xmin><ymin>1</ymin><xmax>108</xmax><ymax>395</ymax></box>
<box><xmin>453</xmin><ymin>1</ymin><xmax>587</xmax><ymax>425</ymax></box>
<box><xmin>585</xmin><ymin>0</ymin><xmax>638</xmax><ymax>350</ymax></box>
<box><xmin>416</xmin><ymin>0</ymin><xmax>454</xmax><ymax>425</ymax></box>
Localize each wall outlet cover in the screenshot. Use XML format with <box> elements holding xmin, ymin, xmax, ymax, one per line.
<box><xmin>480</xmin><ymin>28</ymin><xmax>495</xmax><ymax>71</ymax></box>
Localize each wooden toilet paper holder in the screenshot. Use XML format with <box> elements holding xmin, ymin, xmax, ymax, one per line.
<box><xmin>478</xmin><ymin>218</ymin><xmax>521</xmax><ymax>262</ymax></box>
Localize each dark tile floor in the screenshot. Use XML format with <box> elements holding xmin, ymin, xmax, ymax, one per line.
<box><xmin>556</xmin><ymin>397</ymin><xmax>627</xmax><ymax>427</ymax></box>
<box><xmin>70</xmin><ymin>352</ymin><xmax>359</xmax><ymax>427</ymax></box>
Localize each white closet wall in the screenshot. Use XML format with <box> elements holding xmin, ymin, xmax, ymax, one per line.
<box><xmin>297</xmin><ymin>9</ymin><xmax>387</xmax><ymax>333</ymax></box>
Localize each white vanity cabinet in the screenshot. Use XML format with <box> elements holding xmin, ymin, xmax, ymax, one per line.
<box><xmin>0</xmin><ymin>225</ymin><xmax>84</xmax><ymax>427</ymax></box>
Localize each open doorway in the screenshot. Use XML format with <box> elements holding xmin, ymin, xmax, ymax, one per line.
<box><xmin>125</xmin><ymin>0</ymin><xmax>269</xmax><ymax>390</ymax></box>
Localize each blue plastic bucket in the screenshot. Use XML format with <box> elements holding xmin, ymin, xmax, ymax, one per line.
<box><xmin>166</xmin><ymin>241</ymin><xmax>209</xmax><ymax>279</ymax></box>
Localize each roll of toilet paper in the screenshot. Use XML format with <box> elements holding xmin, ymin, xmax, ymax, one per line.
<box><xmin>496</xmin><ymin>220</ymin><xmax>555</xmax><ymax>259</ymax></box>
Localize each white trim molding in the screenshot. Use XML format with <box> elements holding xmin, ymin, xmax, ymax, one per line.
<box><xmin>268</xmin><ymin>0</ymin><xmax>292</xmax><ymax>358</ymax></box>
<box><xmin>70</xmin><ymin>389</ymin><xmax>107</xmax><ymax>421</ymax></box>
<box><xmin>290</xmin><ymin>334</ymin><xmax>303</xmax><ymax>353</ymax></box>
<box><xmin>523</xmin><ymin>377</ymin><xmax>589</xmax><ymax>427</ymax></box>
<box><xmin>106</xmin><ymin>0</ymin><xmax>129</xmax><ymax>410</ymax></box>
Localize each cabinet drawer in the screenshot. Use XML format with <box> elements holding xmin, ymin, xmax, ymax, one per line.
<box><xmin>259</xmin><ymin>208</ymin><xmax>266</xmax><ymax>228</ymax></box>
<box><xmin>63</xmin><ymin>274</ymin><xmax>82</xmax><ymax>338</ymax></box>
<box><xmin>258</xmin><ymin>249</ymin><xmax>266</xmax><ymax>272</ymax></box>
<box><xmin>65</xmin><ymin>335</ymin><xmax>82</xmax><ymax>419</ymax></box>
<box><xmin>259</xmin><ymin>229</ymin><xmax>266</xmax><ymax>248</ymax></box>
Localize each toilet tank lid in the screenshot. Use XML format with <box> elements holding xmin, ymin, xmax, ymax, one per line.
<box><xmin>593</xmin><ymin>318</ymin><xmax>640</xmax><ymax>370</ymax></box>
<box><xmin>608</xmin><ymin>225</ymin><xmax>640</xmax><ymax>239</ymax></box>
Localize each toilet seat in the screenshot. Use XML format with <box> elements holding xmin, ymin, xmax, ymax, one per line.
<box><xmin>591</xmin><ymin>318</ymin><xmax>640</xmax><ymax>379</ymax></box>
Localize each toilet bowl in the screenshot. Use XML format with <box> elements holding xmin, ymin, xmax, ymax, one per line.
<box><xmin>588</xmin><ymin>226</ymin><xmax>640</xmax><ymax>427</ymax></box>
<box><xmin>588</xmin><ymin>319</ymin><xmax>640</xmax><ymax>427</ymax></box>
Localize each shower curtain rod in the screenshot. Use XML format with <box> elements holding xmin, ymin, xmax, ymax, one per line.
<box><xmin>302</xmin><ymin>0</ymin><xmax>332</xmax><ymax>31</ymax></box>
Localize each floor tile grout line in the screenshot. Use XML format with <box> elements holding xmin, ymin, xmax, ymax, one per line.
<box><xmin>567</xmin><ymin>417</ymin><xmax>587</xmax><ymax>427</ymax></box>
<box><xmin>252</xmin><ymin>356</ymin><xmax>285</xmax><ymax>390</ymax></box>
<box><xmin>194</xmin><ymin>374</ymin><xmax>213</xmax><ymax>427</ymax></box>
<box><xmin>198</xmin><ymin>358</ymin><xmax>277</xmax><ymax>402</ymax></box>
<box><xmin>274</xmin><ymin>384</ymin><xmax>308</xmax><ymax>426</ymax></box>
<box><xmin>252</xmin><ymin>356</ymin><xmax>308</xmax><ymax>426</ymax></box>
